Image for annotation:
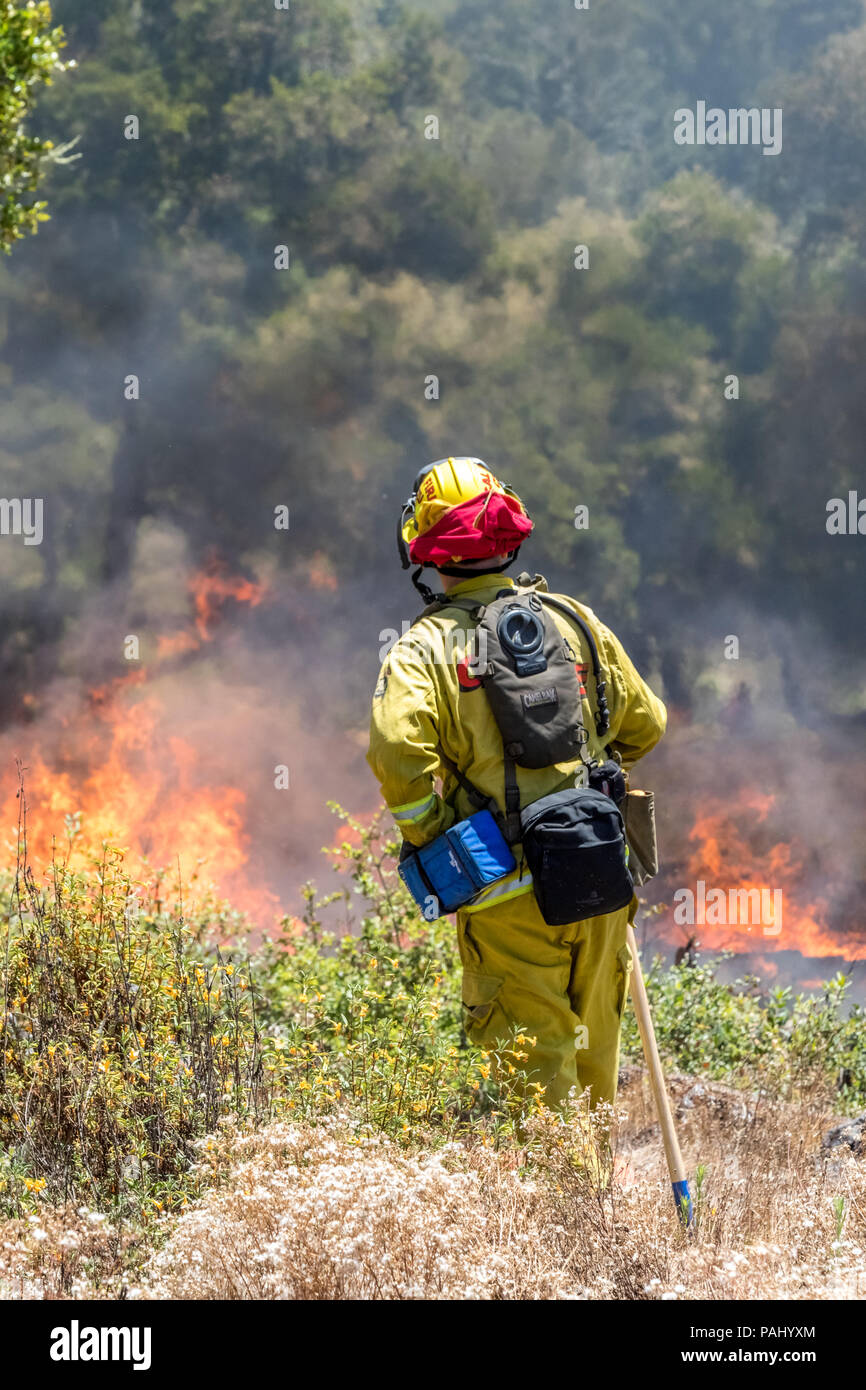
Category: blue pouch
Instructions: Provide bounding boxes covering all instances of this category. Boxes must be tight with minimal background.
[398,810,516,917]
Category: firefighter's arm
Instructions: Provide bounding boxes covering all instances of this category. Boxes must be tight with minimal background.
[598,624,667,771]
[366,642,455,847]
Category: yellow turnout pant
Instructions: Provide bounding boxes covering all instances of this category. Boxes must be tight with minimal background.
[456,891,637,1110]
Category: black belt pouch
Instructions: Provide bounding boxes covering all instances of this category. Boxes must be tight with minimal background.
[520,787,634,927]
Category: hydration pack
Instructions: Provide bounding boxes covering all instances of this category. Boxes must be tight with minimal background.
[472,588,587,769]
[426,575,634,925]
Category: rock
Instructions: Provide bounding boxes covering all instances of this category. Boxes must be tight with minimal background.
[680,1083,706,1109]
[822,1115,866,1157]
[617,1064,644,1092]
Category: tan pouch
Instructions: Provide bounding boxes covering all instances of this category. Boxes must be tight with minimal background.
[623,788,659,886]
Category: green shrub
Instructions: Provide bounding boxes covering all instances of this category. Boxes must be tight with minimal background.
[621,952,866,1109]
[0,805,522,1224]
[0,1,73,251]
[3,797,863,1233]
[0,842,278,1221]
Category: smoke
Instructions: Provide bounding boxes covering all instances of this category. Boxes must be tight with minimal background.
[629,600,866,994]
[0,521,374,931]
[3,2,866,987]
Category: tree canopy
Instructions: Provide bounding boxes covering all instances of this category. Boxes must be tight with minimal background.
[1,0,865,732]
[0,1,72,251]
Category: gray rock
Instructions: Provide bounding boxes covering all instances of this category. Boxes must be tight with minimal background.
[822,1115,866,1157]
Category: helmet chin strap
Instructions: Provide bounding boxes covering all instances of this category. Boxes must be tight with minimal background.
[410,567,441,606]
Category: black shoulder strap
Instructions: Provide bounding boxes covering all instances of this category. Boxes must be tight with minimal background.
[437,746,511,834]
[503,756,521,845]
[536,593,611,739]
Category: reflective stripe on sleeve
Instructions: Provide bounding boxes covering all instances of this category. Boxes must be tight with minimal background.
[389,792,436,824]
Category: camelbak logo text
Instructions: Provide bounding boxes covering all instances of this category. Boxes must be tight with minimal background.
[523,687,558,708]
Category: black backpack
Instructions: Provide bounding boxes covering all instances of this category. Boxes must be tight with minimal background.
[426,576,634,926]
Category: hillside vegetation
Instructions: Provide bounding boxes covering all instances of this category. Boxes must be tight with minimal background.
[2,1,866,1301]
[3,0,866,713]
[0,811,863,1299]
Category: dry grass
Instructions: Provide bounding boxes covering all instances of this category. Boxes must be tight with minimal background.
[136,1114,664,1301]
[3,1071,863,1301]
[140,1076,865,1300]
[0,1206,133,1300]
[614,1068,866,1299]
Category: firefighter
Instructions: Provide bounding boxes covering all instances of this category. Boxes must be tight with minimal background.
[367,457,666,1111]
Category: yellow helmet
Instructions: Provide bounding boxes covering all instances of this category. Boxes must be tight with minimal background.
[398,457,532,576]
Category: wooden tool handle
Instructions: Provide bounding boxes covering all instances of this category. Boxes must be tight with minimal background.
[626,922,688,1187]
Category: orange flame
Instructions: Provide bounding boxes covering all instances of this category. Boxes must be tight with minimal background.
[156,630,200,659]
[189,558,267,641]
[307,551,338,592]
[0,563,280,928]
[676,789,864,959]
